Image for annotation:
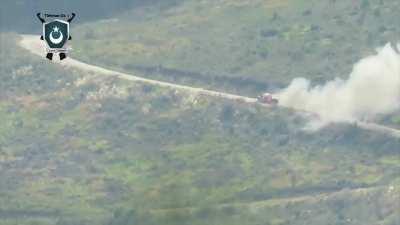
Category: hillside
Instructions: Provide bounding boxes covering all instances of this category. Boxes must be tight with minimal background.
[71,0,400,129]
[72,0,400,96]
[1,0,400,224]
[0,32,399,225]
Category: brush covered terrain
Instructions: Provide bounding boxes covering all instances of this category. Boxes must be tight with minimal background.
[0,0,400,224]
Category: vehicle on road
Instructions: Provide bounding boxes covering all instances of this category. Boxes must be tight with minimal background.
[257,93,279,105]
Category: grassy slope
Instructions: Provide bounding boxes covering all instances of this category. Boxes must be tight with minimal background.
[72,0,400,91]
[71,0,400,128]
[0,33,399,225]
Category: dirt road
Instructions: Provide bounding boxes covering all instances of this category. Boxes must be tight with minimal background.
[19,35,257,103]
[18,35,400,138]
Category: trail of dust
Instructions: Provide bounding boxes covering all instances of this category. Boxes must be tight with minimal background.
[18,35,400,138]
[276,43,400,130]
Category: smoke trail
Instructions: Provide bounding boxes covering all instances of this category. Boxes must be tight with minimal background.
[276,43,400,128]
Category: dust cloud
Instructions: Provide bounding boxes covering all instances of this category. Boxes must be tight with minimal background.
[276,43,400,129]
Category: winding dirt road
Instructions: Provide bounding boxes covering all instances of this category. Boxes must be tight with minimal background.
[19,35,400,138]
[19,35,257,103]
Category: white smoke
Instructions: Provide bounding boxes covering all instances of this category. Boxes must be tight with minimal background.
[276,43,400,129]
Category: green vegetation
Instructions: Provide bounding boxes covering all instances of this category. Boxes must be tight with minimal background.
[0,33,399,225]
[1,0,184,32]
[72,0,400,96]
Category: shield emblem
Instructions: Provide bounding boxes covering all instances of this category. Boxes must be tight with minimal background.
[43,19,69,49]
